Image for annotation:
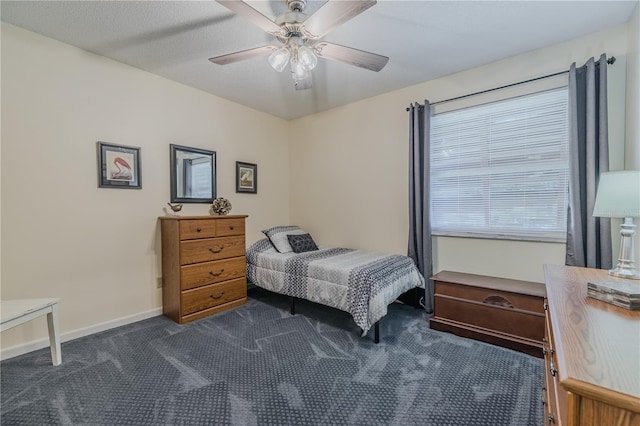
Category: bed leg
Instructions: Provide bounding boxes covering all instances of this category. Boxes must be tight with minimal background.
[374,321,380,344]
[290,296,295,315]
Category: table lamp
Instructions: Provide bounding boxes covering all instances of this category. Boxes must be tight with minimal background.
[592,170,640,279]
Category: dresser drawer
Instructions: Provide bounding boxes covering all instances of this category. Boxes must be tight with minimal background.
[544,305,568,426]
[543,320,558,425]
[216,218,245,236]
[435,281,543,314]
[180,220,217,240]
[543,361,558,425]
[180,236,245,265]
[180,256,246,291]
[181,278,247,315]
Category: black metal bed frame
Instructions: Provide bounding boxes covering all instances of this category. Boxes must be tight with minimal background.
[289,296,380,344]
[286,288,422,344]
[249,285,421,344]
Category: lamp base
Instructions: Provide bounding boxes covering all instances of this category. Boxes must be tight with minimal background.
[609,268,640,280]
[610,218,639,280]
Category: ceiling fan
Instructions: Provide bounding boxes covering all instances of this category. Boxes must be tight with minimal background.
[209,0,389,90]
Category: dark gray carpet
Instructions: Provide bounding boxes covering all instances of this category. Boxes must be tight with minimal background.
[1,288,543,425]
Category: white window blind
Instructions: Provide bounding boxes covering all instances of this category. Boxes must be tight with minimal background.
[430,87,569,242]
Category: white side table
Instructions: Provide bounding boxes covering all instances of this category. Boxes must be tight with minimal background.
[1,298,62,366]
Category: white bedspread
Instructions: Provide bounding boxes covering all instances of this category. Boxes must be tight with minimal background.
[247,239,425,334]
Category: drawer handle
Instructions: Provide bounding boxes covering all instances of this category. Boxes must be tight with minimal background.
[482,295,513,308]
[209,269,225,277]
[230,226,235,230]
[209,292,225,300]
[197,227,202,232]
[209,246,223,254]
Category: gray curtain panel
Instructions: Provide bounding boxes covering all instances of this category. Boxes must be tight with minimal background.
[408,101,433,313]
[565,54,613,269]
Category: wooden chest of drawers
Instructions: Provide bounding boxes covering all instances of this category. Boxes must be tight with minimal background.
[160,215,248,324]
[430,271,546,357]
[543,264,640,426]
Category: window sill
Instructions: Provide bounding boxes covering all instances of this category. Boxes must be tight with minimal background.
[431,231,567,244]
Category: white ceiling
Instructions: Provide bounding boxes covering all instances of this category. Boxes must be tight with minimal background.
[1,1,637,120]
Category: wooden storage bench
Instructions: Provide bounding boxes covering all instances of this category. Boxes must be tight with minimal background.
[430,271,546,357]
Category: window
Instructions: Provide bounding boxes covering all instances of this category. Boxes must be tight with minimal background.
[184,157,213,198]
[430,87,569,242]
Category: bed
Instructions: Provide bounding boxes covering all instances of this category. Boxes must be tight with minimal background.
[246,226,425,342]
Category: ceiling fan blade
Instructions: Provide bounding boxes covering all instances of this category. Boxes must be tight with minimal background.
[294,76,313,91]
[314,42,388,72]
[209,46,277,65]
[216,0,284,36]
[302,0,376,39]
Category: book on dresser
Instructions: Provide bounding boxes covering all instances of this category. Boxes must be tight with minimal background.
[587,279,640,310]
[160,215,248,324]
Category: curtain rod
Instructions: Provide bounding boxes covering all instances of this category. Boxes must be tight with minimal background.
[406,56,616,111]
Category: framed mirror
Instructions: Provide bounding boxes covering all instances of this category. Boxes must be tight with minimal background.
[170,144,216,203]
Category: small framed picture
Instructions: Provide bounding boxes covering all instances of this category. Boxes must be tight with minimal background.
[97,141,141,189]
[236,161,257,194]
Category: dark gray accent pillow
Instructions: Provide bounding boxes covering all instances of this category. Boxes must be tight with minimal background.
[262,226,306,253]
[287,233,319,253]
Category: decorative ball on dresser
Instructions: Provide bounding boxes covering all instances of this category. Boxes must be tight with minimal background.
[211,197,232,215]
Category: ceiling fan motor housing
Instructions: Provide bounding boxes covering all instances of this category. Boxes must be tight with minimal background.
[274,12,313,42]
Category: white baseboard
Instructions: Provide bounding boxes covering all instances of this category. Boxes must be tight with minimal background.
[1,308,163,361]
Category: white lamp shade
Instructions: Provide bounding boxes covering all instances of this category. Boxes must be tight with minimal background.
[592,170,640,218]
[268,47,290,72]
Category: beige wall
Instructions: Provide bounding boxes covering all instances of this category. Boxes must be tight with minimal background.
[2,16,637,357]
[1,24,290,353]
[289,24,630,283]
[627,3,640,267]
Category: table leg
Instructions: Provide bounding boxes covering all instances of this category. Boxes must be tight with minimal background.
[46,304,62,366]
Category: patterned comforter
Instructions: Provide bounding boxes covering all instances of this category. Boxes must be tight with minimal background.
[247,239,425,334]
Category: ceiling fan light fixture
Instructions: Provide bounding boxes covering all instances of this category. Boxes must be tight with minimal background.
[268,46,291,72]
[297,44,318,71]
[212,0,389,91]
[291,59,310,81]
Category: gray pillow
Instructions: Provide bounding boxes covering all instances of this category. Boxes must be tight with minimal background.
[262,226,307,253]
[287,233,319,253]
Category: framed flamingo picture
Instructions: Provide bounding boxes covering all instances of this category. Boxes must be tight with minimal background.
[97,141,141,189]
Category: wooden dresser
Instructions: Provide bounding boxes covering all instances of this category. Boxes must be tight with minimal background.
[160,215,248,324]
[543,264,640,426]
[430,271,546,357]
